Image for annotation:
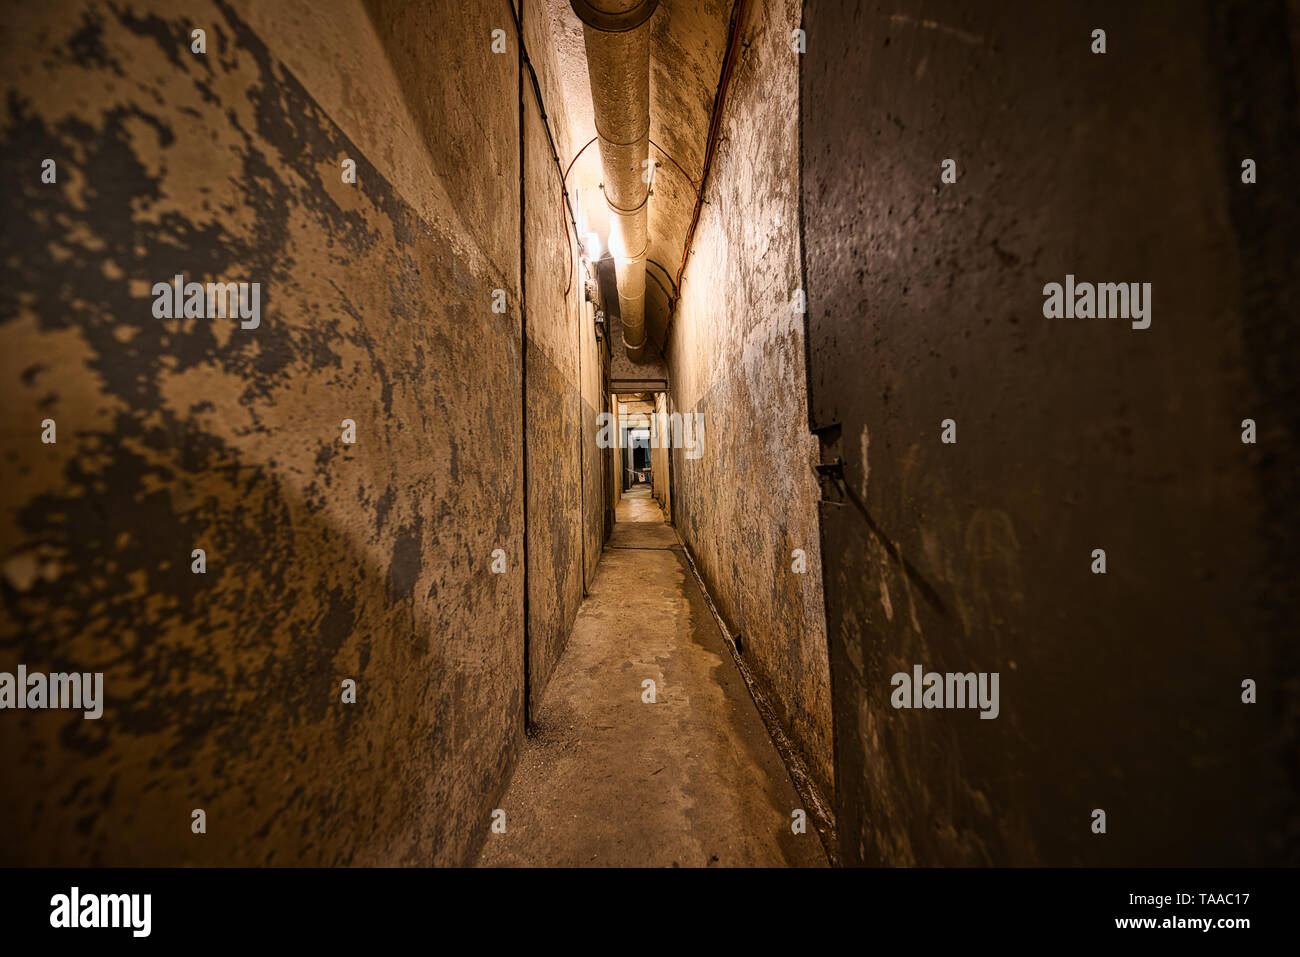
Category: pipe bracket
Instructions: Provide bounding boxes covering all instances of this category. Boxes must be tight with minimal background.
[602,188,650,215]
[591,119,651,148]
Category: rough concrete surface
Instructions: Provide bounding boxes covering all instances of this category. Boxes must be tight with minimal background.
[665,0,834,805]
[0,0,594,867]
[11,0,1277,875]
[650,391,671,515]
[522,0,606,715]
[479,489,825,867]
[615,484,664,524]
[803,0,1299,865]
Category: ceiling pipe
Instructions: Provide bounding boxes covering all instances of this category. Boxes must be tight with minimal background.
[571,0,658,363]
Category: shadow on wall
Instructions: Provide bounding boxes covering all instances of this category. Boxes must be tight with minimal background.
[802,0,1300,866]
[0,0,525,865]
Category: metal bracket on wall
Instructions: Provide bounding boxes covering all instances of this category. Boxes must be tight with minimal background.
[815,458,845,507]
[812,422,845,506]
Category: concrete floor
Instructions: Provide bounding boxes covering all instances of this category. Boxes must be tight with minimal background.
[614,482,664,523]
[478,488,826,867]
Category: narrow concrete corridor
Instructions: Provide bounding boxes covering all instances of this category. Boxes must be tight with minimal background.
[481,487,823,866]
[1,0,1295,872]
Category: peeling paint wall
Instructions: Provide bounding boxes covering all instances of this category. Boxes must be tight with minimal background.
[803,0,1299,865]
[0,0,601,865]
[665,0,834,804]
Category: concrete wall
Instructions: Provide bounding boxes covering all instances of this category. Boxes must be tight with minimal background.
[0,0,599,865]
[803,0,1299,865]
[580,273,607,587]
[610,394,623,508]
[665,0,834,805]
[520,0,593,715]
[651,392,670,515]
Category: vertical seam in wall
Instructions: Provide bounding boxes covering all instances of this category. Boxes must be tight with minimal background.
[796,0,815,436]
[796,0,841,859]
[517,0,532,731]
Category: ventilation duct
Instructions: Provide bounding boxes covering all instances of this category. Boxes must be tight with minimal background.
[571,0,657,362]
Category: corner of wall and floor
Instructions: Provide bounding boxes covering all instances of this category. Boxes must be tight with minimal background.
[662,0,839,857]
